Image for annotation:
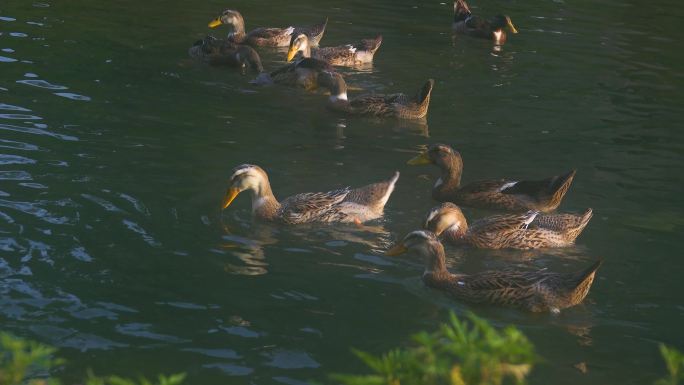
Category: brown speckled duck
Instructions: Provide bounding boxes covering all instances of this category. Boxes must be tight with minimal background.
[318,72,434,119]
[452,0,518,45]
[221,164,399,224]
[424,203,593,249]
[255,56,336,90]
[286,33,383,67]
[386,230,602,313]
[208,10,327,47]
[407,144,576,212]
[188,35,263,72]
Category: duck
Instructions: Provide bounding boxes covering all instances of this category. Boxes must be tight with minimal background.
[254,55,337,90]
[188,35,264,72]
[221,164,400,224]
[286,33,383,67]
[424,202,593,249]
[407,144,576,212]
[318,71,434,119]
[386,230,602,313]
[208,9,327,47]
[452,0,518,44]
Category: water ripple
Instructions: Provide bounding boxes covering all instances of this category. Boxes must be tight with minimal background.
[16,79,67,90]
[0,122,78,141]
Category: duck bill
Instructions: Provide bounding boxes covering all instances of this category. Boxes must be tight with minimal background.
[208,18,223,28]
[506,17,518,34]
[385,243,408,256]
[222,187,240,209]
[407,152,431,165]
[286,47,298,62]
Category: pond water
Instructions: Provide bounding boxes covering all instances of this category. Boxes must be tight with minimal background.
[1,0,683,384]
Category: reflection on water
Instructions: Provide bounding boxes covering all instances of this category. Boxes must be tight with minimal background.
[1,0,683,384]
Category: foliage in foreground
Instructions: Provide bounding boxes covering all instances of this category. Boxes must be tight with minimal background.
[331,312,537,385]
[331,312,684,385]
[0,333,184,385]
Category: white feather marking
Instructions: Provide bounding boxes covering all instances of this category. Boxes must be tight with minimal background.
[426,208,440,223]
[233,167,255,177]
[378,172,399,207]
[347,46,357,54]
[329,92,348,102]
[499,181,517,192]
[252,197,267,210]
[493,30,504,44]
[457,281,465,286]
[284,26,295,35]
[434,177,443,188]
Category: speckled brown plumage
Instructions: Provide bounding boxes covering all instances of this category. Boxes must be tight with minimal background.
[319,73,434,119]
[408,144,576,212]
[387,231,602,312]
[209,10,327,48]
[222,164,399,224]
[288,33,382,67]
[424,202,593,249]
[263,57,336,90]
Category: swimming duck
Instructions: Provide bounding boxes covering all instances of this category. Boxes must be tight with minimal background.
[286,33,383,67]
[424,202,593,249]
[208,10,327,47]
[318,72,434,119]
[452,0,518,44]
[255,55,336,90]
[407,144,576,212]
[188,35,264,72]
[386,230,601,313]
[222,164,399,224]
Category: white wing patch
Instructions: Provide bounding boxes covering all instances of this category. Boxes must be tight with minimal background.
[434,177,443,188]
[284,26,295,35]
[499,181,517,192]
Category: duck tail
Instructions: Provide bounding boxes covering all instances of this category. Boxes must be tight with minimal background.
[361,35,383,54]
[564,208,593,242]
[344,171,399,211]
[308,17,328,46]
[546,169,576,210]
[454,0,472,22]
[567,259,602,305]
[414,79,434,118]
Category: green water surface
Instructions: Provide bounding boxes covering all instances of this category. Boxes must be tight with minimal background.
[1,0,683,384]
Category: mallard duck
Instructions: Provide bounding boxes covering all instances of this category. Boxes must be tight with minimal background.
[386,230,602,313]
[286,33,383,67]
[452,0,518,44]
[208,10,327,47]
[188,35,264,72]
[318,72,434,119]
[407,144,576,212]
[221,164,399,224]
[424,202,593,249]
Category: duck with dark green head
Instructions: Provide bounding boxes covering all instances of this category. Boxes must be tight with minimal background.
[452,0,518,44]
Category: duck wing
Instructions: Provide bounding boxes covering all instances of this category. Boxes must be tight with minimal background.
[278,188,351,224]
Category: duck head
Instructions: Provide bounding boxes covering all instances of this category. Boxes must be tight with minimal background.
[385,230,447,273]
[222,164,270,209]
[287,33,311,61]
[423,203,468,239]
[209,9,244,29]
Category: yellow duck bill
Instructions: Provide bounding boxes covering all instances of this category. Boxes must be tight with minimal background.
[222,187,240,209]
[208,18,222,28]
[407,151,431,165]
[507,17,518,34]
[385,243,408,256]
[286,46,298,62]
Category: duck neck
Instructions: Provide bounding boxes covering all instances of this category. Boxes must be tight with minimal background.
[300,41,312,58]
[228,19,246,43]
[250,179,280,220]
[423,242,449,279]
[433,154,463,199]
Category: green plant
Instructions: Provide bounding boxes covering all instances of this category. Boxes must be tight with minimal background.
[331,312,538,385]
[655,344,684,385]
[0,332,184,385]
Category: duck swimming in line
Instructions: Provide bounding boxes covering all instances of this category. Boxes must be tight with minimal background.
[286,33,383,67]
[208,9,327,47]
[452,0,518,45]
[386,230,602,313]
[424,202,593,249]
[407,144,576,212]
[318,72,434,119]
[222,164,399,224]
